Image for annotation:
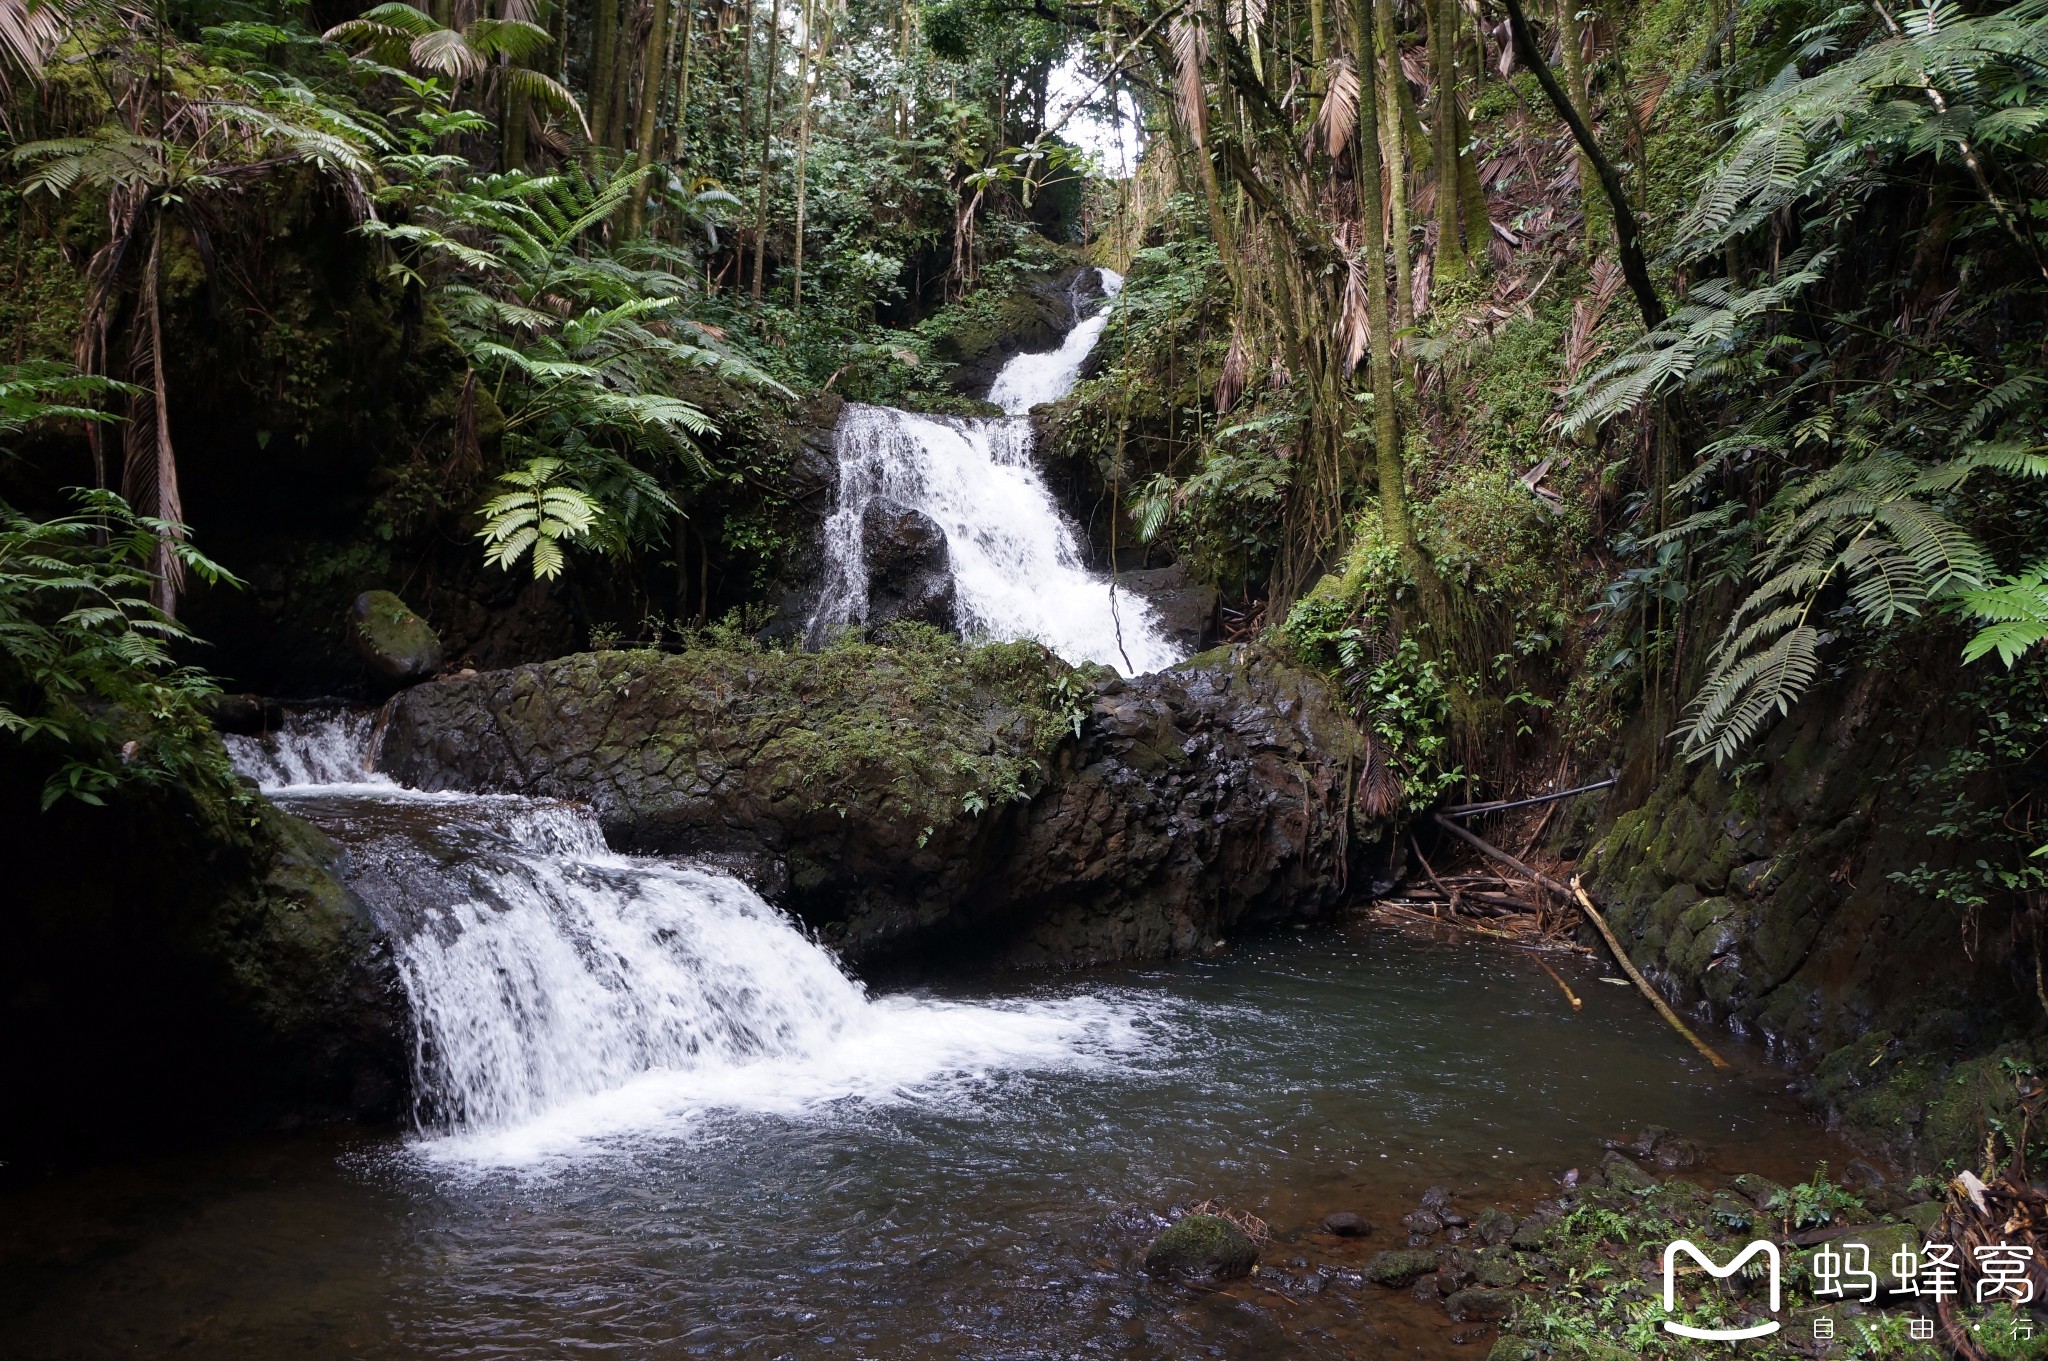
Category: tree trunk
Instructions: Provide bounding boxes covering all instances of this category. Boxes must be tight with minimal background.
[670,0,695,164]
[790,0,813,310]
[1373,0,1413,334]
[1346,0,1417,561]
[605,1,640,155]
[627,0,675,234]
[751,0,780,309]
[1430,0,1464,280]
[1555,0,1602,250]
[590,0,620,152]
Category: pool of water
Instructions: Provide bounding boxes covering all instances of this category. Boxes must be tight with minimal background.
[0,922,1852,1360]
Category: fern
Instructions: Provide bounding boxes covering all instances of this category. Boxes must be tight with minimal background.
[476,459,602,580]
[1671,0,2048,262]
[1675,449,2009,762]
[1959,563,2048,666]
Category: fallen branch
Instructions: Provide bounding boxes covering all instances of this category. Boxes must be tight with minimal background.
[1568,875,1732,1071]
[1430,812,1576,901]
[1442,778,1617,818]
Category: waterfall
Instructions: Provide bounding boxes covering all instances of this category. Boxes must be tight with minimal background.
[230,714,1150,1164]
[807,268,1184,676]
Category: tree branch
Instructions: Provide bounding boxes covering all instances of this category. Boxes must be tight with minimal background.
[1498,0,1665,328]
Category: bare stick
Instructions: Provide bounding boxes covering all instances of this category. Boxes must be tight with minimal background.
[1569,875,1731,1070]
[1536,956,1583,1010]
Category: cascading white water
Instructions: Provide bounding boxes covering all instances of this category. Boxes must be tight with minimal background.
[984,270,1123,415]
[229,714,1151,1165]
[807,268,1184,676]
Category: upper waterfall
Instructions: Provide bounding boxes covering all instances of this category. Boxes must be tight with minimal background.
[806,268,1183,676]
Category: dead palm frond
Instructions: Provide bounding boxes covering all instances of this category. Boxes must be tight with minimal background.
[1171,13,1210,147]
[1215,328,1249,412]
[1314,54,1359,159]
[0,0,68,97]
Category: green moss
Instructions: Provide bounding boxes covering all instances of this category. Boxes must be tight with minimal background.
[1142,1213,1259,1281]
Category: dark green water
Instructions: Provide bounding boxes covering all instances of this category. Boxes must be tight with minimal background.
[0,921,1850,1360]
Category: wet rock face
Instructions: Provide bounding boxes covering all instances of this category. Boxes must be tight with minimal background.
[1115,564,1218,656]
[374,643,1385,968]
[350,590,442,685]
[1584,655,2046,1170]
[860,499,956,632]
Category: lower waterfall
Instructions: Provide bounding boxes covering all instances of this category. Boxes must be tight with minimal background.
[228,714,1152,1165]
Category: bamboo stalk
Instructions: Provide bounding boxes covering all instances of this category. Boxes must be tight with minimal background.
[1569,875,1731,1070]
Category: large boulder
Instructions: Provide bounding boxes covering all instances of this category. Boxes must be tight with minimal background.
[861,499,957,632]
[374,639,1386,966]
[350,590,442,685]
[1114,564,1217,656]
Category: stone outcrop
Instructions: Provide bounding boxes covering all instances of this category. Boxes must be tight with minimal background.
[375,640,1384,967]
[0,743,409,1163]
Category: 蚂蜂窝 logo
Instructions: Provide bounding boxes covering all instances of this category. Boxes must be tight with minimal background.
[1662,1239,1782,1340]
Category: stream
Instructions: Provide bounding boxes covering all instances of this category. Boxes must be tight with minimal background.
[0,275,1858,1360]
[0,719,1852,1359]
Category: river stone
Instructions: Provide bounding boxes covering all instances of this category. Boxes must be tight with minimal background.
[1321,1212,1371,1237]
[1487,1339,1540,1361]
[1362,1249,1439,1287]
[1509,1218,1551,1251]
[1420,1186,1454,1211]
[1474,1246,1523,1288]
[859,499,957,633]
[1401,1210,1444,1234]
[1143,1213,1258,1282]
[1445,1286,1521,1323]
[1731,1173,1786,1211]
[1902,1200,1946,1235]
[1601,1153,1657,1191]
[350,591,442,684]
[1801,1223,1920,1294]
[1475,1207,1516,1246]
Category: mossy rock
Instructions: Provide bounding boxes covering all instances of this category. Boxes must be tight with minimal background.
[1476,1206,1517,1245]
[1902,1201,1946,1235]
[1474,1245,1524,1287]
[1710,1190,1756,1232]
[1600,1153,1657,1191]
[1445,1286,1522,1322]
[1362,1249,1440,1287]
[1487,1339,1540,1361]
[1143,1213,1258,1281]
[350,590,442,684]
[1731,1173,1786,1210]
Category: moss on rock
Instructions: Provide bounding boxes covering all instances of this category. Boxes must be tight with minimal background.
[1143,1213,1259,1281]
